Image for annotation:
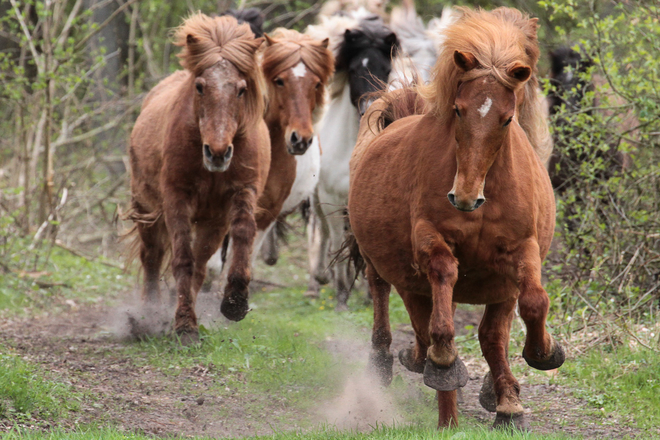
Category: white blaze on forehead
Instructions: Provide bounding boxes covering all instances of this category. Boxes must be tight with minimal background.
[362,58,369,67]
[292,62,307,78]
[478,97,493,118]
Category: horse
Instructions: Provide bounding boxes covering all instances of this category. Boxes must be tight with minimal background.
[220,8,265,37]
[206,28,335,286]
[546,46,633,191]
[305,11,399,307]
[126,14,269,339]
[348,7,564,429]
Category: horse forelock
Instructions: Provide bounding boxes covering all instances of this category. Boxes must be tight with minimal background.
[174,13,266,128]
[419,7,550,162]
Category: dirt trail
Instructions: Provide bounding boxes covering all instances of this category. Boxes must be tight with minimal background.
[0,291,639,438]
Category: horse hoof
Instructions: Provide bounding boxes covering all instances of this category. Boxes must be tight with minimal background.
[523,339,565,371]
[492,412,529,431]
[335,303,349,312]
[479,371,497,413]
[423,356,469,391]
[368,350,393,386]
[221,294,249,322]
[303,289,320,299]
[177,329,200,346]
[264,256,278,266]
[398,348,424,374]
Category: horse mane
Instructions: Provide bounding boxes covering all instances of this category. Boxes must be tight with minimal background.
[262,29,335,123]
[174,13,266,127]
[419,7,552,164]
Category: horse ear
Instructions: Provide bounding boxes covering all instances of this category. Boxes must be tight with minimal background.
[344,29,361,43]
[264,34,275,47]
[507,63,532,83]
[384,32,399,52]
[453,50,478,72]
[186,34,199,45]
[320,38,330,49]
[253,37,265,50]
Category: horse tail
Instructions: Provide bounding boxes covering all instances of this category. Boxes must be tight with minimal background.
[118,204,171,275]
[330,210,366,287]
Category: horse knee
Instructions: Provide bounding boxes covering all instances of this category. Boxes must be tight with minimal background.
[172,255,193,279]
[231,217,257,247]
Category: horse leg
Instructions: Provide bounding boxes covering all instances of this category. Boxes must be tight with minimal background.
[261,222,279,266]
[221,187,258,322]
[306,192,331,297]
[137,220,166,304]
[516,241,565,370]
[366,262,393,386]
[191,223,226,298]
[163,198,197,337]
[479,299,528,430]
[400,291,459,428]
[327,210,350,310]
[412,220,467,407]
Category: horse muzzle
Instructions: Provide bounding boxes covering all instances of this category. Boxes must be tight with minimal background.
[286,130,313,155]
[203,143,233,172]
[447,191,485,212]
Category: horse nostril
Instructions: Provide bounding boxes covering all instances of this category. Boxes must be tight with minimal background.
[290,131,300,145]
[203,144,212,159]
[447,193,456,207]
[225,145,233,160]
[474,197,486,209]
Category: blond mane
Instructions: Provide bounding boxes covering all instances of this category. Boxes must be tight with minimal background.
[421,7,552,164]
[174,13,266,127]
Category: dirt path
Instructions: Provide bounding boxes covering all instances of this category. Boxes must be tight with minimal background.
[0,292,639,439]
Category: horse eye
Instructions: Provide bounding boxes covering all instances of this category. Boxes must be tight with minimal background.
[274,78,285,87]
[454,106,460,117]
[237,86,247,97]
[503,117,513,127]
[195,83,204,95]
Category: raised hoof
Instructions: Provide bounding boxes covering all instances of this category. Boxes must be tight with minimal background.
[423,356,469,391]
[493,412,529,431]
[221,293,249,322]
[479,371,497,413]
[398,348,424,374]
[368,350,394,386]
[523,340,565,371]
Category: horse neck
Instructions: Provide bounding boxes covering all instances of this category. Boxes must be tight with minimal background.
[319,84,360,167]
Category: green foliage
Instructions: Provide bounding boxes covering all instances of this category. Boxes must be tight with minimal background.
[0,347,81,422]
[541,0,660,336]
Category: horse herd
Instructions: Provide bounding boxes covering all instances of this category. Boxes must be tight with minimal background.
[125,3,625,431]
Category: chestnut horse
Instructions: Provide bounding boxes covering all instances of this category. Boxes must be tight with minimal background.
[127,14,269,338]
[206,28,334,287]
[348,7,564,429]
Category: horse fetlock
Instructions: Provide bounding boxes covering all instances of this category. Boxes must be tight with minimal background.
[423,356,468,391]
[523,337,565,371]
[479,371,497,412]
[492,412,529,431]
[495,392,523,416]
[367,349,394,386]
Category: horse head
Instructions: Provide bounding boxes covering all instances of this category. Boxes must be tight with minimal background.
[548,46,593,115]
[448,50,531,212]
[337,18,399,116]
[262,31,334,155]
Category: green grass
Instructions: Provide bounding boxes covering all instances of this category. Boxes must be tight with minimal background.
[0,346,81,423]
[2,425,580,440]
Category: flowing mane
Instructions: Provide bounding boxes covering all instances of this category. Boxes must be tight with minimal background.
[422,7,552,164]
[262,28,335,122]
[174,13,266,127]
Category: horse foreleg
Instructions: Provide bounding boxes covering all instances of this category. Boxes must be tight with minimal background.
[366,263,393,386]
[261,222,279,266]
[221,187,258,322]
[163,197,197,337]
[479,299,528,430]
[413,220,466,427]
[516,240,565,371]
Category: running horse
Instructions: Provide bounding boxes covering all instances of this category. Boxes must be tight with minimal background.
[348,7,564,429]
[206,28,334,292]
[126,14,270,339]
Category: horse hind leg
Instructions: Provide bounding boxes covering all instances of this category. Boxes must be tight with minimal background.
[365,263,393,386]
[479,299,529,430]
[137,221,166,304]
[517,241,565,371]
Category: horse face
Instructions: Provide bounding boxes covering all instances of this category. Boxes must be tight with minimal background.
[347,47,392,116]
[549,47,593,114]
[271,62,322,155]
[195,59,246,172]
[449,66,529,212]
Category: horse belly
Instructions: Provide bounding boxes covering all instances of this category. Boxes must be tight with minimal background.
[452,269,518,305]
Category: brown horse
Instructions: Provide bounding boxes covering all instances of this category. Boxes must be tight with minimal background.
[206,28,334,285]
[348,7,564,429]
[127,14,270,338]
